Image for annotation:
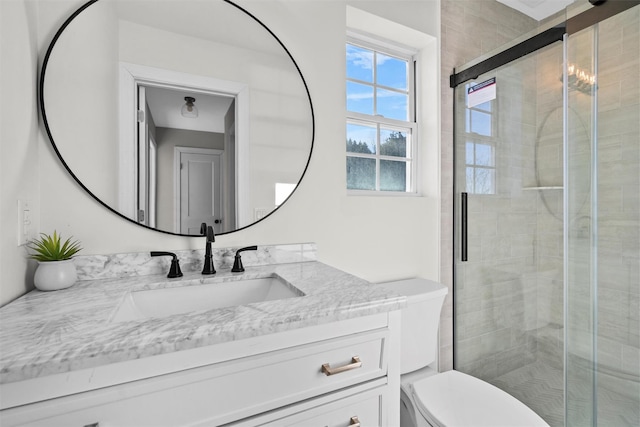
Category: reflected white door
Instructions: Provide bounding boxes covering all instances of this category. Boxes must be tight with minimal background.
[137,86,158,227]
[224,101,237,233]
[177,149,223,235]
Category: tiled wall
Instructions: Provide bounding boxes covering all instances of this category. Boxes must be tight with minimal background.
[441,2,638,424]
[534,43,565,372]
[593,6,639,381]
[439,0,539,372]
[566,8,640,425]
[452,44,568,379]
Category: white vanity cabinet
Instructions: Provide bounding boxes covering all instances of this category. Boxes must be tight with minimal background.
[0,313,401,427]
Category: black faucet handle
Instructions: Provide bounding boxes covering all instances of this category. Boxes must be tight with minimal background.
[150,251,183,278]
[231,246,258,273]
[200,223,216,275]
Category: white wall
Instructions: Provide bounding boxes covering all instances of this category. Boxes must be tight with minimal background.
[0,0,40,305]
[1,0,441,307]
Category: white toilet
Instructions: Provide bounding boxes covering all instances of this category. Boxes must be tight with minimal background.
[376,278,549,427]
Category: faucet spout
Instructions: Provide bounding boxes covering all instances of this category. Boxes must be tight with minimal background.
[200,222,216,275]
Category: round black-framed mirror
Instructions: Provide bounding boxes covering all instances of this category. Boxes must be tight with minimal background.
[40,0,314,236]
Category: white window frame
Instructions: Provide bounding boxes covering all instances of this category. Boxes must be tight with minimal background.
[464,83,497,195]
[465,140,496,195]
[346,34,418,195]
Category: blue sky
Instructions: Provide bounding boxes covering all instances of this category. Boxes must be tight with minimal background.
[346,44,408,121]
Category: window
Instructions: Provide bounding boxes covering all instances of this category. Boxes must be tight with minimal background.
[465,92,496,195]
[346,38,417,193]
[466,141,495,194]
[275,182,296,206]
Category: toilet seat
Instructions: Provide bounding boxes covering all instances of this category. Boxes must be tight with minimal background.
[412,371,548,427]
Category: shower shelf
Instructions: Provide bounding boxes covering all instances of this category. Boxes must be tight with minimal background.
[523,186,563,190]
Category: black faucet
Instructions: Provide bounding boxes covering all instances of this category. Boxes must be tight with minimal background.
[200,222,216,275]
[150,251,183,278]
[231,246,258,273]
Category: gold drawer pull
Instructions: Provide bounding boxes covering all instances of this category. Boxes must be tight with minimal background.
[321,356,362,376]
[349,416,361,426]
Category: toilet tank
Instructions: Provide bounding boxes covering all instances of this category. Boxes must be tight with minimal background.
[375,278,448,374]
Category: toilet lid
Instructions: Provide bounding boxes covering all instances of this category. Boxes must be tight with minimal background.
[412,371,549,427]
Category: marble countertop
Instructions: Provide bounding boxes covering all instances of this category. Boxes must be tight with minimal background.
[0,261,405,385]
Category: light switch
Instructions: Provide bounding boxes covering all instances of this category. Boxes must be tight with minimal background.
[18,199,32,246]
[254,208,269,221]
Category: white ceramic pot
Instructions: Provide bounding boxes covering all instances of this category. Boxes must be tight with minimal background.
[33,259,78,291]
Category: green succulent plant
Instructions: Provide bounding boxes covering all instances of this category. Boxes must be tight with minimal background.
[28,231,82,262]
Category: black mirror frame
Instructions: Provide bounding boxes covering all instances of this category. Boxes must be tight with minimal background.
[39,0,315,237]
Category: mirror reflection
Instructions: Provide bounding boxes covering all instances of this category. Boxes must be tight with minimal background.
[42,0,314,235]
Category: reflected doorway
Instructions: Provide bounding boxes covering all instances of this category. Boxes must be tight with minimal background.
[119,62,249,235]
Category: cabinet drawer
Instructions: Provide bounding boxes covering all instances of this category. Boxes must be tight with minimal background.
[228,380,388,427]
[2,329,389,427]
[270,388,383,427]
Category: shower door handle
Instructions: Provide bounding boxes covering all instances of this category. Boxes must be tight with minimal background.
[461,192,468,262]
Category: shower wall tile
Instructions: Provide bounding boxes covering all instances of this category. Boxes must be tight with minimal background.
[495,345,533,377]
[599,109,640,138]
[524,299,539,332]
[598,336,624,369]
[622,341,640,375]
[536,233,562,257]
[620,64,639,106]
[511,192,538,211]
[468,211,498,238]
[536,324,564,370]
[460,356,498,382]
[537,203,563,227]
[456,327,514,367]
[537,277,563,328]
[481,236,511,261]
[497,213,537,236]
[495,256,538,276]
[457,307,508,341]
[511,234,535,258]
[598,187,624,213]
[534,41,565,376]
[597,81,622,112]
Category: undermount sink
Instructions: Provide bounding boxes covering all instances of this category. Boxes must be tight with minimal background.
[111,275,304,322]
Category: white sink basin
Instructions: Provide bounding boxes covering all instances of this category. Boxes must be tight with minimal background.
[111,275,304,322]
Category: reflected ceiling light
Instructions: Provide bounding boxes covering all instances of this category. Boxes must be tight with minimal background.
[181,96,198,118]
[566,63,596,94]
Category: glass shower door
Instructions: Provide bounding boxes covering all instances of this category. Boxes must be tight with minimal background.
[453,40,566,426]
[453,4,639,426]
[565,5,640,426]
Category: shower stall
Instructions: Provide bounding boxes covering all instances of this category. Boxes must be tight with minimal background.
[451,2,638,426]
